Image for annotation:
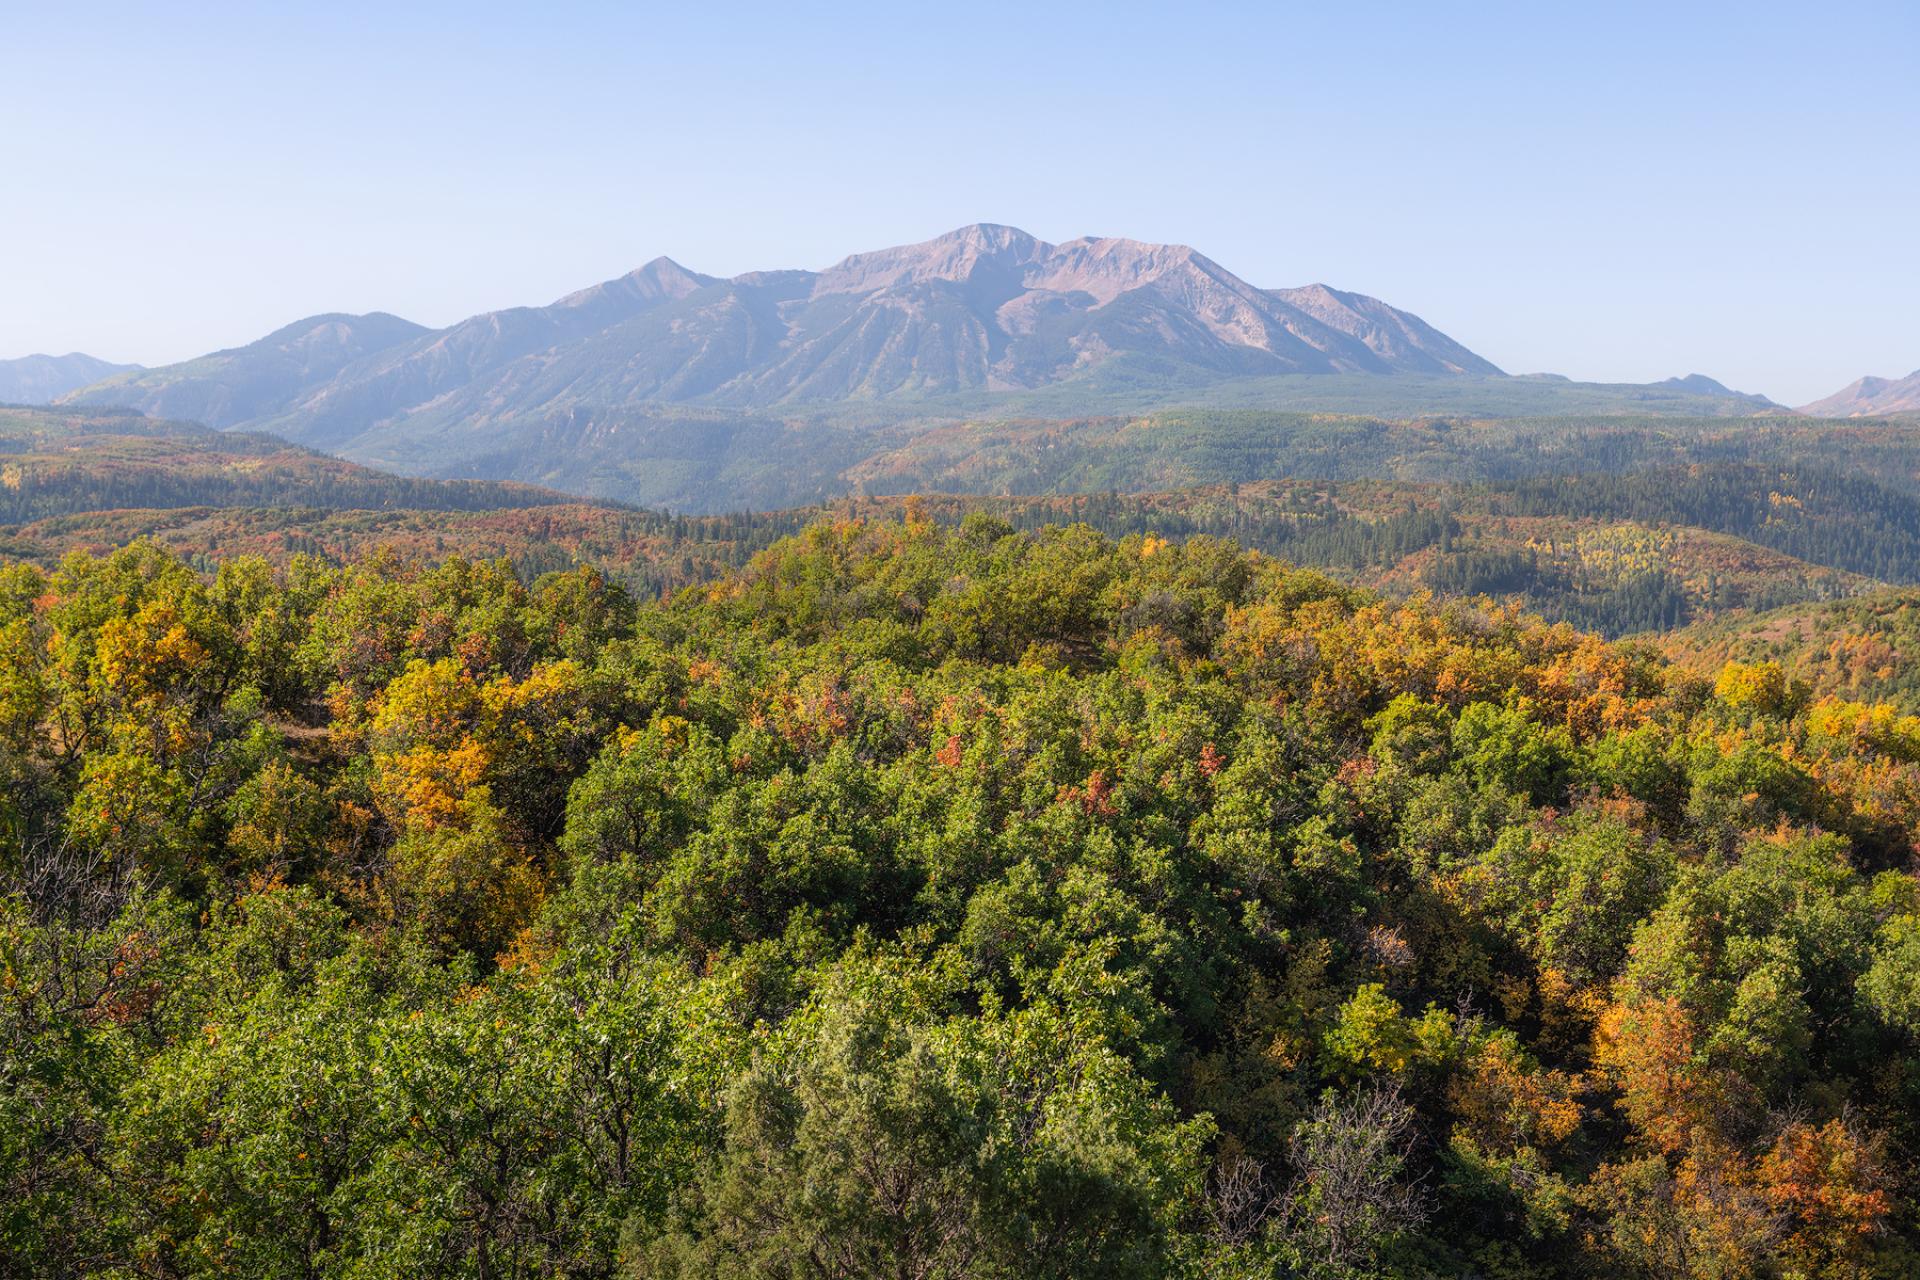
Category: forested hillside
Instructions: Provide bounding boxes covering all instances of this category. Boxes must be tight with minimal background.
[14,407,1920,633]
[3,477,1878,636]
[0,408,578,521]
[5,520,1920,1277]
[1667,588,1920,712]
[1,408,1899,636]
[841,411,1920,506]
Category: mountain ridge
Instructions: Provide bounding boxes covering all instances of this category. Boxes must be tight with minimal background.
[0,352,142,404]
[1799,369,1920,417]
[61,224,1504,445]
[1651,373,1778,407]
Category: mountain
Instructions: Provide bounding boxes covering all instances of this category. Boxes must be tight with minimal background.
[1650,373,1777,407]
[1799,370,1920,417]
[0,352,141,404]
[62,225,1501,447]
[67,312,429,430]
[55,226,1810,511]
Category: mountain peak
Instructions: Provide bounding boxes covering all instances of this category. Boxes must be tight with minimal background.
[247,312,429,354]
[1277,283,1353,308]
[0,352,143,405]
[627,255,707,287]
[1652,374,1775,405]
[556,257,712,310]
[1800,369,1920,417]
[811,224,1053,295]
[930,222,1046,251]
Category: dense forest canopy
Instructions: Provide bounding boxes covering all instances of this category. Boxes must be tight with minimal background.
[834,410,1920,514]
[13,401,1920,517]
[4,517,1920,1277]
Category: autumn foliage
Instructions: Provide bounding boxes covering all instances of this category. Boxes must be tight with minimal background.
[2,520,1918,1277]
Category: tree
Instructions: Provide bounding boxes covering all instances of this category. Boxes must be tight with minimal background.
[1273,1084,1428,1278]
[635,946,1208,1280]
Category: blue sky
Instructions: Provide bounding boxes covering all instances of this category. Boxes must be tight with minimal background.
[2,0,1914,404]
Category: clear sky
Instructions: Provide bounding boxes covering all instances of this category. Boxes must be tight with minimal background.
[3,0,1914,404]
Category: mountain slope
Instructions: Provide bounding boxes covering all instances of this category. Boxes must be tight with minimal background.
[66,312,431,428]
[1651,373,1777,407]
[0,406,584,522]
[260,258,717,449]
[0,352,141,404]
[1799,370,1920,417]
[1664,587,1920,711]
[61,225,1502,449]
[1265,283,1498,376]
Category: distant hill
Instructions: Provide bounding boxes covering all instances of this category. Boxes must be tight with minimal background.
[1799,370,1920,417]
[0,352,141,404]
[0,406,584,523]
[1650,373,1777,408]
